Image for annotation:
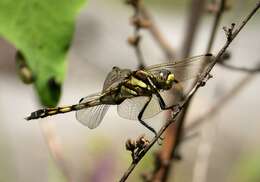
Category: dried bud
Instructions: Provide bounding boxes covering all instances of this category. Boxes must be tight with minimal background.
[223,23,235,41]
[136,135,149,148]
[125,138,136,151]
[127,35,141,46]
[131,17,151,28]
[220,51,231,62]
[139,19,151,28]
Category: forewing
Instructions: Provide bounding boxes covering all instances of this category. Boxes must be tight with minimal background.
[145,54,214,82]
[145,54,214,105]
[102,67,131,91]
[117,95,161,120]
[76,93,109,129]
[158,77,201,106]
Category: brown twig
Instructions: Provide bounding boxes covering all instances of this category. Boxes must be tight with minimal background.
[138,3,175,59]
[153,0,227,180]
[189,68,259,182]
[218,62,260,73]
[126,0,176,67]
[190,63,260,182]
[126,0,146,69]
[151,0,207,181]
[180,2,227,181]
[185,67,259,133]
[119,3,260,181]
[181,0,207,58]
[206,0,226,53]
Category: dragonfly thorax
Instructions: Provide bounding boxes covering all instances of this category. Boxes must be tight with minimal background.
[154,69,175,90]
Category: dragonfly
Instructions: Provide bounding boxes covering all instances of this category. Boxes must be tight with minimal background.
[26,54,214,137]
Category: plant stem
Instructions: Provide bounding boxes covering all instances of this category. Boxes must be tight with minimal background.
[119,2,260,181]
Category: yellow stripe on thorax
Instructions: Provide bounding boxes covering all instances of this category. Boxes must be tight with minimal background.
[128,76,147,88]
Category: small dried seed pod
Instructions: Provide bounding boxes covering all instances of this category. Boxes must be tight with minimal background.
[125,138,136,151]
[136,134,149,148]
[130,16,141,27]
[220,51,231,62]
[127,35,141,46]
[131,17,151,29]
[139,19,151,28]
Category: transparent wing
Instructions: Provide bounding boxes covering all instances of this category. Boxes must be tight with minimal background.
[102,67,131,91]
[145,54,214,106]
[145,54,214,82]
[117,95,161,120]
[155,78,201,107]
[76,93,109,129]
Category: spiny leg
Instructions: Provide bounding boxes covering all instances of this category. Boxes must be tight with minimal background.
[147,76,179,110]
[155,92,178,110]
[137,97,163,144]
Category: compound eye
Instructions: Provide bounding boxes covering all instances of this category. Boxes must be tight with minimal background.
[159,72,164,79]
[160,70,169,80]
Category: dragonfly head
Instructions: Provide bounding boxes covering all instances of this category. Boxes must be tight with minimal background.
[156,69,175,90]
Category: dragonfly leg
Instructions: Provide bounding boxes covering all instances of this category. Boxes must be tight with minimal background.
[155,92,178,110]
[147,76,179,110]
[137,97,163,144]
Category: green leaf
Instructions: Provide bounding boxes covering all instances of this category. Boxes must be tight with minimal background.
[0,0,87,107]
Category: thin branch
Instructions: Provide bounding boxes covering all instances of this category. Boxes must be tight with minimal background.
[127,0,176,67]
[185,3,227,181]
[218,62,260,73]
[190,65,260,182]
[119,3,260,181]
[139,3,176,59]
[185,68,259,133]
[151,0,207,181]
[206,0,226,53]
[181,0,207,58]
[126,0,146,69]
